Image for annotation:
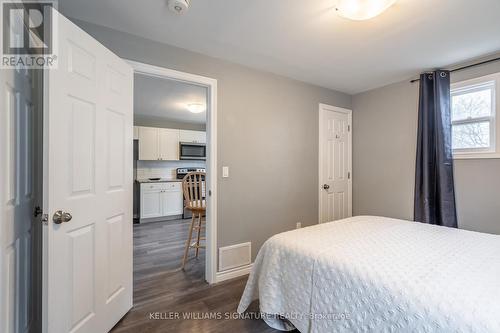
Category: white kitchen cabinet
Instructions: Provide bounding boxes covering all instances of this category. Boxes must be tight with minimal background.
[159,128,180,161]
[162,186,184,216]
[140,186,163,219]
[138,126,159,160]
[179,130,206,144]
[133,126,139,140]
[138,126,180,160]
[140,182,183,221]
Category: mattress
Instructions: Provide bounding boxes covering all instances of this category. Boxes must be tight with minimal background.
[237,216,500,332]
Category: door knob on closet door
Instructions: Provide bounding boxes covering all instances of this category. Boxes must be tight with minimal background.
[322,184,330,190]
[53,210,73,224]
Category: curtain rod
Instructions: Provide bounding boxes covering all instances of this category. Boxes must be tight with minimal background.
[410,56,500,83]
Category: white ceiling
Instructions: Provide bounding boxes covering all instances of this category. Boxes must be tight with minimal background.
[134,73,207,124]
[60,0,500,94]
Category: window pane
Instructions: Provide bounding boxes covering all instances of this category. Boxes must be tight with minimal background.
[452,121,490,150]
[451,87,492,121]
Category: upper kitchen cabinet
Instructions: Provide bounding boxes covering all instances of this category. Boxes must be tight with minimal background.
[137,126,206,160]
[138,126,179,160]
[138,126,159,160]
[133,126,139,140]
[179,130,206,144]
[159,128,179,161]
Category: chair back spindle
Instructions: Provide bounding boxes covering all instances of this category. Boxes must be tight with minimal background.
[182,172,206,211]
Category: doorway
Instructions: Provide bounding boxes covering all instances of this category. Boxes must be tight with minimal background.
[318,103,353,223]
[128,61,218,283]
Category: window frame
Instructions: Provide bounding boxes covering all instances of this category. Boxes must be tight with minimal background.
[451,73,500,159]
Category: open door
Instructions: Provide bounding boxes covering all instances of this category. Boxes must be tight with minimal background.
[43,9,133,333]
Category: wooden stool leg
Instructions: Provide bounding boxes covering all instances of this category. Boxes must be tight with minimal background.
[181,213,196,270]
[195,212,203,258]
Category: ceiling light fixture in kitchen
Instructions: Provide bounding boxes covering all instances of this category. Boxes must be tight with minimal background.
[186,103,206,113]
[335,0,397,20]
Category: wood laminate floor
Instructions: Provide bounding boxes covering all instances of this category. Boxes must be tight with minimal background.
[111,218,284,333]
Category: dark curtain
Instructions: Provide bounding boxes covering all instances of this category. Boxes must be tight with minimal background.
[414,70,458,228]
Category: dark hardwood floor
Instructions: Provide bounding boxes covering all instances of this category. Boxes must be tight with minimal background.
[111,219,281,333]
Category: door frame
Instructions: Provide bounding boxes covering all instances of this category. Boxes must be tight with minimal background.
[318,103,353,223]
[126,60,218,284]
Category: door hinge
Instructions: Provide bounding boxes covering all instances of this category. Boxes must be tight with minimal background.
[34,206,43,217]
[348,172,351,179]
[348,125,351,132]
[41,214,49,226]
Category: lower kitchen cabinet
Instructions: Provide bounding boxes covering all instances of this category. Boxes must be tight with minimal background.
[141,187,163,219]
[140,182,183,221]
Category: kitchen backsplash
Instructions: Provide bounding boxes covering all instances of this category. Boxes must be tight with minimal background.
[136,160,206,180]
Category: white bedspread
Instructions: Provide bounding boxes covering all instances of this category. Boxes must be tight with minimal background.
[237,216,500,333]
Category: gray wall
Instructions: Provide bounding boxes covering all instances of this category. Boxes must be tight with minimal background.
[70,19,352,261]
[353,59,500,235]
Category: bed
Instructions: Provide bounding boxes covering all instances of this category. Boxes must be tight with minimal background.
[237,216,500,332]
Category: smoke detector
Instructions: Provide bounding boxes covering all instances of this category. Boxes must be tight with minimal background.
[168,0,190,15]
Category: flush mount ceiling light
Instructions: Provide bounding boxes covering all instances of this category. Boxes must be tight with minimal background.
[336,0,397,21]
[186,103,206,113]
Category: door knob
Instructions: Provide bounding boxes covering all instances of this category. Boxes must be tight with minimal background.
[53,210,72,224]
[322,184,330,190]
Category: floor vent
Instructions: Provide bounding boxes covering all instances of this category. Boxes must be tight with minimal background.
[218,242,251,272]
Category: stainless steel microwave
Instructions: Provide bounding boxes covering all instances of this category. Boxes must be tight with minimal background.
[179,142,206,160]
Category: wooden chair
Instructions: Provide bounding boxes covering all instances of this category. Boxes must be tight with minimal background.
[181,171,206,270]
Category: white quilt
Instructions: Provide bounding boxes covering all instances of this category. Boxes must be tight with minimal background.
[237,216,500,333]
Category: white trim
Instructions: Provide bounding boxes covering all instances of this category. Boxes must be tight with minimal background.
[451,72,500,159]
[215,264,253,283]
[318,104,353,223]
[126,60,219,285]
[453,152,500,160]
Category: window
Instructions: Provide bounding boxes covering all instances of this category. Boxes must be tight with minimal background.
[451,74,499,158]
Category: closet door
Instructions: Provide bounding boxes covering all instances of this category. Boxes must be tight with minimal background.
[159,128,179,161]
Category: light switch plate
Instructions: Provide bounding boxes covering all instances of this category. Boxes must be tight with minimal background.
[222,166,229,178]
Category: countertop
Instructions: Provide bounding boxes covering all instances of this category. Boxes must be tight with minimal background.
[136,178,182,184]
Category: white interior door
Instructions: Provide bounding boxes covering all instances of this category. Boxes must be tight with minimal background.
[0,63,36,333]
[43,9,133,333]
[319,104,352,223]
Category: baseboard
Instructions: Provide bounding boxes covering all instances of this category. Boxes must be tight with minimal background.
[139,214,183,224]
[215,263,253,283]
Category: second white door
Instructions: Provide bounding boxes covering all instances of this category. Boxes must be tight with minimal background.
[43,8,133,333]
[319,104,352,223]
